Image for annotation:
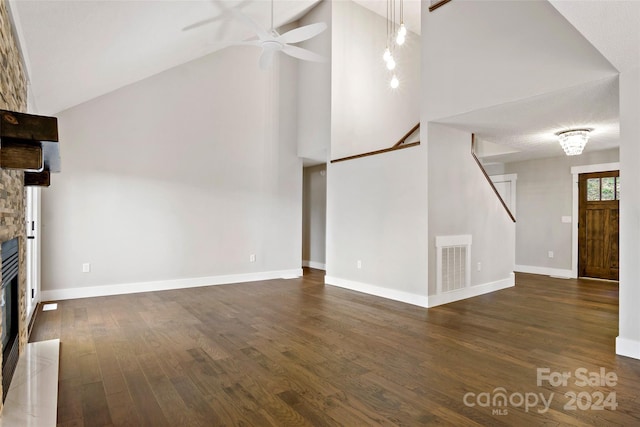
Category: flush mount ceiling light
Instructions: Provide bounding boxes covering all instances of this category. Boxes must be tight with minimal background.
[557,129,591,156]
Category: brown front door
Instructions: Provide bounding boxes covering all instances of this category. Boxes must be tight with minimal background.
[578,171,619,280]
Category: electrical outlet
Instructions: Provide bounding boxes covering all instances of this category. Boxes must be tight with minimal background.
[249,254,256,263]
[548,251,554,259]
[477,262,482,271]
[82,263,91,273]
[357,260,362,269]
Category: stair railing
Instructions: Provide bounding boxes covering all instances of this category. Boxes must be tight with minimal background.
[331,123,420,164]
[471,134,516,223]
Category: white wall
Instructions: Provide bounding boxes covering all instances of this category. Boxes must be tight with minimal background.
[504,148,619,275]
[302,164,326,269]
[423,0,617,122]
[325,0,425,305]
[42,46,302,298]
[297,0,331,163]
[427,124,515,296]
[618,66,640,358]
[331,0,420,159]
[326,146,428,306]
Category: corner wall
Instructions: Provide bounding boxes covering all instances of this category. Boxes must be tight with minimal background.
[426,124,515,304]
[41,47,303,299]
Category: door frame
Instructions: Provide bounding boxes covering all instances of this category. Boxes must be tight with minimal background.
[25,186,41,322]
[571,162,620,279]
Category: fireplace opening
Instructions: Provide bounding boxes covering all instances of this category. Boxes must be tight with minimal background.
[1,238,19,402]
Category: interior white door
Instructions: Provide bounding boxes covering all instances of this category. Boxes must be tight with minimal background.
[491,174,517,217]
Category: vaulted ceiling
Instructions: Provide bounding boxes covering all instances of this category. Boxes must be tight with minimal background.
[8,0,323,115]
[7,1,639,164]
[8,0,421,116]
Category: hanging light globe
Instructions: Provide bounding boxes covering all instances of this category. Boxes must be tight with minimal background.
[390,75,399,89]
[386,56,396,70]
[383,47,391,63]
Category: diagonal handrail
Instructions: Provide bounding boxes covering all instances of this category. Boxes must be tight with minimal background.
[392,123,421,148]
[331,123,420,164]
[429,0,453,12]
[471,134,516,223]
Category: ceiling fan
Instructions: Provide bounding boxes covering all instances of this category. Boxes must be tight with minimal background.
[184,0,327,70]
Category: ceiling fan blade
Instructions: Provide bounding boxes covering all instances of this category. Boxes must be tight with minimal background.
[229,40,262,47]
[281,45,326,63]
[231,0,254,11]
[277,22,327,45]
[259,49,275,70]
[183,0,230,31]
[231,8,271,41]
[210,0,254,28]
[182,16,222,31]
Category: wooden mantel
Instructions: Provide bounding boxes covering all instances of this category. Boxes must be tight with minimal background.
[0,110,60,187]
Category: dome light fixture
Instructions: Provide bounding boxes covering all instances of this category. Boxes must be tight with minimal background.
[557,129,591,156]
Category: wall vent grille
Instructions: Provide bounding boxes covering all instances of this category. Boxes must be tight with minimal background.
[436,235,472,294]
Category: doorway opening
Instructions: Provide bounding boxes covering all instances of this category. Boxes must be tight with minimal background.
[302,164,327,271]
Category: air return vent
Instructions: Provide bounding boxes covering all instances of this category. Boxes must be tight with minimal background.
[436,235,472,294]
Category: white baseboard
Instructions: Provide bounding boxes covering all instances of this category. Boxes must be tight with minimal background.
[428,274,515,308]
[41,268,303,301]
[324,276,428,308]
[515,265,574,278]
[616,336,640,360]
[302,260,326,270]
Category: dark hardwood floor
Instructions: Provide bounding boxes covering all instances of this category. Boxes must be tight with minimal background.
[30,269,640,426]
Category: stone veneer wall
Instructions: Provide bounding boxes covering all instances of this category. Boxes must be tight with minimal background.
[0,0,29,408]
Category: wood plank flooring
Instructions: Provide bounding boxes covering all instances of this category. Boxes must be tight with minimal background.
[30,270,640,426]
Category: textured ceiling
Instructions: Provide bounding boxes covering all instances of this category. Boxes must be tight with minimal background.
[437,76,620,164]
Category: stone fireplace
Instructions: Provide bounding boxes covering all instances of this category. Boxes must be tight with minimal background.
[0,0,29,410]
